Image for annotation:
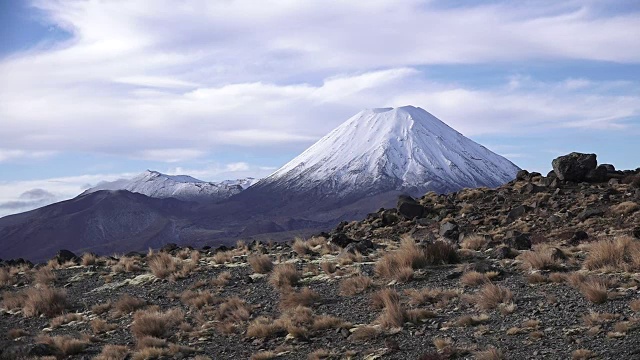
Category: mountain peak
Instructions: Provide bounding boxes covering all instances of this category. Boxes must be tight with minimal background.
[263,106,519,197]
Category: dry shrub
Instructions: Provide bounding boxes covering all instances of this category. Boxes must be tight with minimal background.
[131,308,184,339]
[136,336,167,349]
[211,271,232,287]
[114,294,147,315]
[349,325,381,341]
[251,351,279,360]
[37,335,89,356]
[340,275,373,296]
[527,273,547,284]
[474,347,504,360]
[292,238,312,256]
[308,349,333,360]
[0,268,14,286]
[50,312,84,328]
[95,345,130,360]
[375,238,457,281]
[610,201,639,215]
[91,318,118,334]
[212,251,233,264]
[580,278,608,304]
[518,247,561,271]
[7,328,28,339]
[180,290,218,309]
[312,315,351,331]
[320,261,337,275]
[548,272,565,283]
[131,347,167,360]
[584,236,640,272]
[630,299,640,312]
[81,253,97,266]
[269,263,300,290]
[405,308,436,323]
[112,256,141,273]
[460,235,488,251]
[280,287,321,309]
[248,254,273,274]
[23,286,67,317]
[148,252,177,278]
[433,337,453,352]
[92,302,112,315]
[582,311,619,326]
[1,290,26,311]
[424,241,459,264]
[448,314,490,327]
[474,283,513,311]
[279,306,315,338]
[217,296,252,320]
[572,349,594,360]
[460,271,488,286]
[34,268,56,285]
[246,316,285,338]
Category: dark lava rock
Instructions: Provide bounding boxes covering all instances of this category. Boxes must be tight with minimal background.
[439,221,459,240]
[507,205,529,222]
[521,183,545,194]
[578,208,604,221]
[516,169,530,181]
[585,165,608,183]
[28,343,58,357]
[381,211,400,226]
[600,164,616,172]
[633,227,640,239]
[569,231,589,245]
[506,231,532,250]
[328,233,354,248]
[552,152,597,182]
[160,243,179,253]
[397,195,425,219]
[342,239,375,255]
[55,249,78,264]
[493,246,518,259]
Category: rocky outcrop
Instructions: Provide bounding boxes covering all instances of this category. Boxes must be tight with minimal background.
[552,152,597,182]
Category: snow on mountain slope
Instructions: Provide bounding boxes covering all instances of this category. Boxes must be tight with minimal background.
[260,106,519,197]
[84,170,258,203]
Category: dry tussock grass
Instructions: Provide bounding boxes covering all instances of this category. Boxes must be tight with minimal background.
[251,351,279,360]
[112,256,141,273]
[278,305,315,338]
[312,315,351,331]
[582,311,619,326]
[474,283,513,311]
[91,318,118,334]
[448,314,490,327]
[131,308,184,339]
[630,299,640,312]
[210,271,232,287]
[572,349,595,360]
[0,267,16,286]
[527,273,547,284]
[460,234,488,250]
[280,287,321,309]
[180,290,218,309]
[248,254,273,274]
[81,253,97,266]
[37,335,89,356]
[460,271,489,286]
[349,325,382,341]
[148,252,177,278]
[114,294,147,315]
[212,250,233,264]
[95,344,129,360]
[215,297,252,333]
[320,261,338,276]
[580,277,608,304]
[246,316,285,338]
[518,247,562,271]
[269,263,301,290]
[583,236,640,272]
[7,328,28,339]
[339,275,373,296]
[292,238,312,256]
[91,302,112,315]
[9,286,68,317]
[474,347,504,360]
[405,288,459,307]
[50,312,84,328]
[33,268,56,285]
[375,238,458,282]
[610,201,639,215]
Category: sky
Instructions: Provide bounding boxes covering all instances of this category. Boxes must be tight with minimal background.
[0,0,639,217]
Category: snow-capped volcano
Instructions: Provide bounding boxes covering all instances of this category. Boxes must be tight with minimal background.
[258,106,519,198]
[83,170,258,203]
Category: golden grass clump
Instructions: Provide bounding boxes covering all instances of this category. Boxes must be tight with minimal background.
[91,318,118,334]
[349,325,382,341]
[7,328,28,339]
[474,283,513,311]
[375,238,458,282]
[15,286,68,317]
[81,253,97,266]
[292,238,312,256]
[112,256,141,273]
[50,312,84,328]
[339,275,374,296]
[148,252,178,278]
[0,267,15,286]
[180,290,218,309]
[583,236,640,272]
[95,345,130,360]
[572,349,595,360]
[131,308,184,339]
[250,351,279,360]
[474,347,504,360]
[580,277,608,304]
[211,271,233,287]
[518,247,562,271]
[248,254,274,274]
[460,234,489,251]
[212,250,233,264]
[610,201,639,215]
[280,287,321,309]
[33,267,56,285]
[114,294,147,315]
[269,263,301,290]
[460,271,489,286]
[37,335,89,356]
[246,316,285,338]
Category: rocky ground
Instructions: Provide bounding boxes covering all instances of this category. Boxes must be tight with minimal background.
[1,153,640,360]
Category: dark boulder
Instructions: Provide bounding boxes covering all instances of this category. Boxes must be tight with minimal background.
[516,170,530,181]
[585,165,609,183]
[569,231,589,245]
[507,205,530,222]
[328,233,354,248]
[439,221,459,240]
[55,249,78,264]
[506,231,532,250]
[396,195,424,219]
[160,243,179,253]
[342,239,375,255]
[28,343,58,357]
[633,227,640,239]
[552,152,597,182]
[493,246,518,259]
[578,208,604,221]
